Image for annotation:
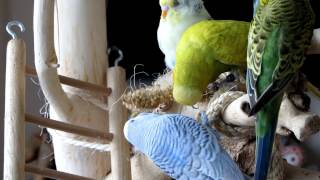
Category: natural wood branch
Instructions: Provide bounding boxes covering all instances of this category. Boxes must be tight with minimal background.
[308,28,320,54]
[3,39,26,180]
[25,164,94,180]
[108,67,132,180]
[25,114,113,142]
[222,94,255,127]
[221,94,320,141]
[26,65,111,96]
[34,0,72,120]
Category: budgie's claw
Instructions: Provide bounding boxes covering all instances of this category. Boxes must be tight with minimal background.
[199,111,210,126]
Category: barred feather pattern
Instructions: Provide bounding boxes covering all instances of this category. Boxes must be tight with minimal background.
[247,0,315,93]
[151,115,244,180]
[127,114,245,180]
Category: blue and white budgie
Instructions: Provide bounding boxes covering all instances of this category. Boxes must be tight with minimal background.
[157,0,211,69]
[124,112,246,180]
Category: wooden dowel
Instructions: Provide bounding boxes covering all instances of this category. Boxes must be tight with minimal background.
[3,39,26,180]
[108,66,132,180]
[25,164,95,180]
[25,65,112,96]
[25,114,113,142]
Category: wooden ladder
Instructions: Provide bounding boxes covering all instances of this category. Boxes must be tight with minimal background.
[3,23,131,180]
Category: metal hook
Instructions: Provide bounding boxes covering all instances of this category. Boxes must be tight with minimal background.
[6,20,25,39]
[108,46,124,66]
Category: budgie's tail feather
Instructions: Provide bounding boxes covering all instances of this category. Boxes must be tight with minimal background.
[248,75,293,116]
[254,97,281,180]
[254,130,276,180]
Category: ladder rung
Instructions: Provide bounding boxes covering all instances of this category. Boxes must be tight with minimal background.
[25,164,95,180]
[25,65,112,96]
[25,114,113,142]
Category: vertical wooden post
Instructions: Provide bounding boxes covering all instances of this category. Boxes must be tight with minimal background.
[3,39,26,179]
[33,0,110,177]
[108,67,132,180]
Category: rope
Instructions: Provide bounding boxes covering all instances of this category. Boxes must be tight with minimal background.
[206,91,255,138]
[49,130,110,152]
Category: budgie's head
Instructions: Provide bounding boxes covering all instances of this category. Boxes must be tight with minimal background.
[255,0,269,10]
[124,113,163,152]
[159,0,205,20]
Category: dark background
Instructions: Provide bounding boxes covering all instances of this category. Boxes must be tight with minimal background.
[107,0,320,86]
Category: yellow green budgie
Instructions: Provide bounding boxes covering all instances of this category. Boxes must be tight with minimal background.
[157,0,251,105]
[157,0,211,69]
[247,0,315,179]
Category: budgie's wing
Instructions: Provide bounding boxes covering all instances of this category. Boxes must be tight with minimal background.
[247,25,294,115]
[178,20,250,68]
[200,20,250,67]
[155,115,221,179]
[247,2,314,115]
[181,117,243,180]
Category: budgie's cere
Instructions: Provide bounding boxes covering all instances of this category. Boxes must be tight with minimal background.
[124,112,245,180]
[157,0,211,69]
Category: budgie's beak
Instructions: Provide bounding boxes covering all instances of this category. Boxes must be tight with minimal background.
[161,10,168,19]
[161,6,169,19]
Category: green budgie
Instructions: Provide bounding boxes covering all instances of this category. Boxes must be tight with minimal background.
[246,0,315,180]
[157,0,211,69]
[173,20,250,105]
[157,0,251,105]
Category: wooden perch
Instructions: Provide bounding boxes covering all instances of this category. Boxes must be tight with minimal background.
[34,0,110,178]
[26,65,111,96]
[34,0,72,120]
[108,67,132,180]
[25,164,94,180]
[25,114,113,142]
[3,38,26,180]
[220,93,320,141]
[308,28,320,54]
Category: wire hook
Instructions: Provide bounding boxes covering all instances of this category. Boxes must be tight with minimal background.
[108,46,123,66]
[6,20,25,39]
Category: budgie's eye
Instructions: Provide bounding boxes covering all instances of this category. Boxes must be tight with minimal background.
[226,74,235,82]
[172,0,180,7]
[193,3,203,13]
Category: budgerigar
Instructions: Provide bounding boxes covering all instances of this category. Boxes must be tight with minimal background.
[157,0,251,105]
[124,112,246,180]
[246,0,315,179]
[157,0,211,69]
